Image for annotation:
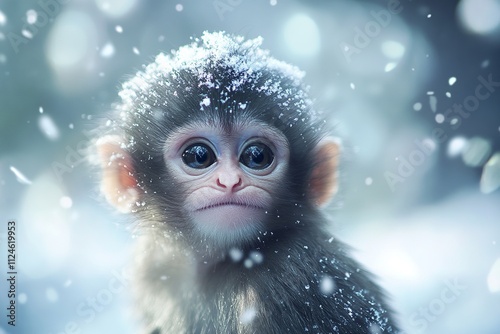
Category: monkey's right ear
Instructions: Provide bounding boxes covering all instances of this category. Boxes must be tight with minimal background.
[96,136,138,213]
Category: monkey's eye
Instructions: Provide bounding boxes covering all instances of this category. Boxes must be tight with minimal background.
[240,143,274,170]
[182,144,216,169]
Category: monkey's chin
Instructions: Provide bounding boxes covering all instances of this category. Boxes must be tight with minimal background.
[190,205,265,240]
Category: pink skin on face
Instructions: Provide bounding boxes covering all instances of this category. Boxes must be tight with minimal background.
[164,120,289,236]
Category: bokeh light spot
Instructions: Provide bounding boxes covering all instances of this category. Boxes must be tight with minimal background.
[435,113,445,124]
[447,137,468,158]
[95,0,138,18]
[284,14,321,57]
[381,40,406,59]
[462,137,492,167]
[487,258,500,292]
[46,10,96,70]
[458,0,500,35]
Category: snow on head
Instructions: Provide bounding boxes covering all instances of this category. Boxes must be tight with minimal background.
[170,31,304,81]
[118,31,311,118]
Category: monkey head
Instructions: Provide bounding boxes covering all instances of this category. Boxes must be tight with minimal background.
[96,32,339,256]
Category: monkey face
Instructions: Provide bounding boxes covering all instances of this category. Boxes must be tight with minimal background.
[163,119,290,243]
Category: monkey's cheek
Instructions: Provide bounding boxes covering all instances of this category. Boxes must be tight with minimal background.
[190,206,265,232]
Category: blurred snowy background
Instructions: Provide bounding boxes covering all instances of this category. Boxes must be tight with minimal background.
[0,0,499,333]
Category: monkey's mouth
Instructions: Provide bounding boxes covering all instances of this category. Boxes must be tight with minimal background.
[189,196,267,231]
[191,203,265,231]
[195,202,264,212]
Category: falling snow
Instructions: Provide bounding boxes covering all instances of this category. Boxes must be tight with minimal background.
[429,95,437,112]
[0,10,6,25]
[9,166,32,185]
[229,248,243,262]
[384,62,397,72]
[244,259,253,269]
[38,114,60,140]
[249,251,263,264]
[369,323,383,334]
[413,102,422,111]
[22,29,33,39]
[480,153,500,194]
[447,137,468,157]
[448,76,457,86]
[319,275,336,294]
[240,307,257,324]
[26,9,37,24]
[115,25,123,33]
[100,42,115,58]
[435,113,444,123]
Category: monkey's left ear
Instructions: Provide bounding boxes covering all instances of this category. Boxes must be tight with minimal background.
[309,138,341,207]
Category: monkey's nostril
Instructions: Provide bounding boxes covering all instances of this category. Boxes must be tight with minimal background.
[216,178,226,188]
[234,178,243,189]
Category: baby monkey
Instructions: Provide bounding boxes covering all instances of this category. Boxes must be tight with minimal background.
[96,32,399,334]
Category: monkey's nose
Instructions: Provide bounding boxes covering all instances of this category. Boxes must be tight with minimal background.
[216,171,243,190]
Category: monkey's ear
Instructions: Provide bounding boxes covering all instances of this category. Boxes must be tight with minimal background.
[96,135,139,213]
[309,138,340,207]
